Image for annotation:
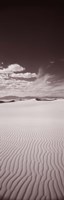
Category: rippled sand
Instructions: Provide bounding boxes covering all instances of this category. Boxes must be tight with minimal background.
[0,100,64,200]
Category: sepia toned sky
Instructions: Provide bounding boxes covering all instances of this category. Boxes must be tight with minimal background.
[0,2,64,98]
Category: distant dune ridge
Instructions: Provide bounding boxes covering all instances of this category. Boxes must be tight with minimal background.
[0,95,64,103]
[0,100,64,200]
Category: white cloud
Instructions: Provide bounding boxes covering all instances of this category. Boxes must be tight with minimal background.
[11,72,37,78]
[0,64,64,98]
[37,67,44,78]
[7,64,25,72]
[0,64,25,74]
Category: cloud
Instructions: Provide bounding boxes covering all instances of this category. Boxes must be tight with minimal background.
[0,64,25,74]
[0,64,37,79]
[49,61,55,64]
[37,67,44,78]
[0,64,64,98]
[11,72,37,79]
[0,63,37,97]
[30,70,64,97]
[7,64,25,72]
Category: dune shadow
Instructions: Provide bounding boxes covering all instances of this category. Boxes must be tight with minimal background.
[0,196,64,200]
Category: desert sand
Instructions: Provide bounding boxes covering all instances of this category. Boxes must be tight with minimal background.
[0,99,64,200]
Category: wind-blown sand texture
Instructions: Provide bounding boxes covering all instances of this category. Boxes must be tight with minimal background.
[0,99,64,200]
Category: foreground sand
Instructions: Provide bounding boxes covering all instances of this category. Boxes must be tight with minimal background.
[0,99,64,200]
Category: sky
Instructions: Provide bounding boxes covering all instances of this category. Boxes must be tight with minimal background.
[0,2,64,98]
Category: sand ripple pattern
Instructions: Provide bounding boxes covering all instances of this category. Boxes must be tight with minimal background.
[0,125,64,200]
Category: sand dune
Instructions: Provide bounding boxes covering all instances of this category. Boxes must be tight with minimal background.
[0,100,64,200]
